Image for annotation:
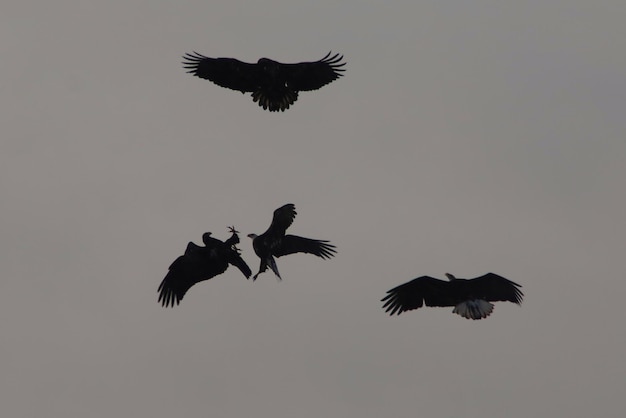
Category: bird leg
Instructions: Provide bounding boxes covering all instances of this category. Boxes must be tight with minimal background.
[225,226,241,246]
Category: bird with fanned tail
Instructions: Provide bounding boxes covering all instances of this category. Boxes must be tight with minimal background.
[382,273,523,320]
[182,52,346,111]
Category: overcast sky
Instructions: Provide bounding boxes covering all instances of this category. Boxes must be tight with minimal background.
[2,1,626,417]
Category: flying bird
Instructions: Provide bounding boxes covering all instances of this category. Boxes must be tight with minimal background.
[381,273,523,320]
[157,227,251,307]
[182,52,346,111]
[247,204,336,280]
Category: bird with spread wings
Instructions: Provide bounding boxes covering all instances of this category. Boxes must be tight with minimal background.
[247,204,336,280]
[158,227,251,307]
[382,273,523,319]
[182,52,346,111]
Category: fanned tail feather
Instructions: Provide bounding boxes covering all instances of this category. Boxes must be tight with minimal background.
[252,90,298,112]
[452,300,494,320]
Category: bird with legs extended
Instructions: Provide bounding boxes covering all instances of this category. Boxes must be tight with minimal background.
[157,226,251,307]
[247,204,336,280]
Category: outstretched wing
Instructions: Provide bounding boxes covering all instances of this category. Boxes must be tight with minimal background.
[264,204,297,237]
[282,52,346,91]
[182,53,259,92]
[470,273,524,304]
[273,235,336,259]
[381,276,456,315]
[157,250,228,307]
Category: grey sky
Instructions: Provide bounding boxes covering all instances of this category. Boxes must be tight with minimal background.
[2,1,625,417]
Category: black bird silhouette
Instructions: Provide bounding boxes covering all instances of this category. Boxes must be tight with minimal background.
[247,204,336,280]
[182,52,346,111]
[382,273,523,320]
[158,227,251,307]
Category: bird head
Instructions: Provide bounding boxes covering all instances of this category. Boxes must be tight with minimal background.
[445,273,457,281]
[247,233,258,240]
[201,232,213,245]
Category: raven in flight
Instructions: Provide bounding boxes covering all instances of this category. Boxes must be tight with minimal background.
[381,273,523,320]
[247,204,336,280]
[158,227,251,307]
[182,52,346,111]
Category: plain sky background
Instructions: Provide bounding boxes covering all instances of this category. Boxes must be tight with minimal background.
[2,1,625,417]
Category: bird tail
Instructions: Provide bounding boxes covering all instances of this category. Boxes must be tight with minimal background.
[252,90,298,112]
[267,256,281,281]
[452,300,494,320]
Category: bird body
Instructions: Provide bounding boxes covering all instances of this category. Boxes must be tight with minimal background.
[382,273,523,319]
[157,227,251,307]
[248,204,336,280]
[182,52,345,111]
